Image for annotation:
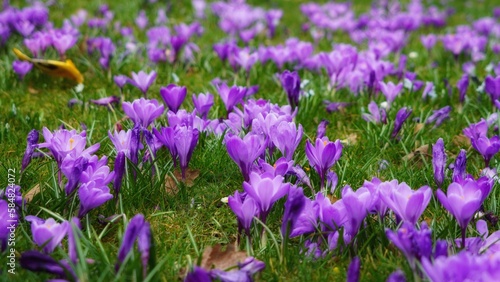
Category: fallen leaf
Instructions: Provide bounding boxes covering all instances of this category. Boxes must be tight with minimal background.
[24,184,41,202]
[414,123,425,134]
[28,87,39,94]
[340,133,358,145]
[165,168,200,195]
[200,243,248,271]
[453,134,471,148]
[402,144,429,161]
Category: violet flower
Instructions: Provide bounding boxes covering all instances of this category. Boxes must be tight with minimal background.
[243,172,290,223]
[485,75,500,104]
[270,121,303,161]
[215,82,247,114]
[225,134,266,181]
[346,257,360,282]
[174,126,199,179]
[228,191,259,239]
[20,250,76,280]
[192,93,214,119]
[452,149,467,182]
[116,214,152,279]
[281,186,306,238]
[113,151,126,197]
[324,101,351,113]
[21,129,39,172]
[153,126,178,167]
[421,34,437,51]
[316,120,329,139]
[379,81,403,106]
[122,98,164,129]
[12,60,33,80]
[305,137,342,190]
[78,181,113,218]
[91,96,120,107]
[342,186,371,242]
[362,101,387,124]
[432,138,446,188]
[114,75,128,90]
[391,107,412,139]
[25,216,68,254]
[386,222,432,270]
[457,74,469,103]
[379,181,432,225]
[160,84,187,113]
[279,70,301,110]
[386,270,406,282]
[127,71,157,97]
[426,106,451,128]
[436,178,485,247]
[475,136,500,167]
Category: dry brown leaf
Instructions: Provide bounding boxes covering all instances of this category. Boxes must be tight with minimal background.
[165,168,200,195]
[341,133,358,145]
[402,144,429,161]
[414,123,425,134]
[453,134,471,148]
[200,243,248,271]
[24,184,41,202]
[28,87,39,94]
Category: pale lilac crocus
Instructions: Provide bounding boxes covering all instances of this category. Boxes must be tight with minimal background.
[270,121,303,161]
[228,191,259,239]
[436,178,485,248]
[122,98,164,129]
[225,134,266,181]
[25,216,68,254]
[432,138,446,188]
[160,84,187,113]
[12,60,33,80]
[305,137,342,190]
[174,126,199,179]
[379,81,403,106]
[379,181,432,225]
[91,96,120,107]
[362,101,387,124]
[127,70,157,97]
[243,172,290,223]
[192,93,214,119]
[474,136,500,167]
[78,181,113,218]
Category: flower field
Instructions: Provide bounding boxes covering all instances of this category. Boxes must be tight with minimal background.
[1,0,500,281]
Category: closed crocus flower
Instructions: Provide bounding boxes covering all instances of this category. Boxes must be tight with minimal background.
[474,136,500,167]
[21,129,39,172]
[225,133,266,181]
[379,81,403,106]
[127,70,157,97]
[432,138,446,188]
[160,84,187,113]
[174,126,199,179]
[279,70,301,110]
[305,137,342,190]
[122,98,164,129]
[391,107,412,139]
[192,93,214,119]
[228,191,259,238]
[436,179,484,247]
[77,181,113,218]
[342,186,372,242]
[270,121,303,161]
[379,181,431,225]
[485,75,500,104]
[25,216,68,253]
[243,172,290,223]
[386,223,433,270]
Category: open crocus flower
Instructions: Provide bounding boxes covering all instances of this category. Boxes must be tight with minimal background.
[160,84,187,113]
[379,81,403,106]
[474,136,500,167]
[436,178,485,247]
[270,121,303,161]
[127,70,157,97]
[39,127,99,165]
[379,181,431,225]
[25,216,69,254]
[305,137,342,190]
[122,98,164,129]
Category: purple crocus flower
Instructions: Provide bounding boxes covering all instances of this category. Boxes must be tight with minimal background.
[363,177,388,218]
[485,75,500,104]
[174,126,199,179]
[51,33,77,57]
[116,214,152,279]
[91,96,120,107]
[452,149,467,182]
[192,93,214,119]
[19,250,76,280]
[228,191,259,239]
[265,9,282,38]
[475,136,500,167]
[127,70,157,97]
[305,137,342,190]
[391,107,412,139]
[324,101,351,113]
[243,172,290,223]
[436,178,486,247]
[225,133,266,181]
[342,186,371,242]
[25,216,68,254]
[185,266,212,282]
[153,126,178,167]
[422,82,435,99]
[113,151,126,197]
[432,138,446,188]
[426,106,451,128]
[421,34,437,51]
[270,121,303,161]
[279,70,301,110]
[60,155,89,195]
[379,81,403,106]
[215,82,247,114]
[160,84,187,113]
[12,60,33,80]
[386,222,432,270]
[362,101,387,124]
[347,257,361,282]
[379,181,432,225]
[316,120,329,139]
[78,181,113,218]
[281,186,306,238]
[114,75,128,90]
[21,129,39,172]
[457,74,469,103]
[122,98,164,129]
[386,270,406,282]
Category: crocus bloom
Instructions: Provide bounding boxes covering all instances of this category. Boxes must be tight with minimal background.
[215,82,247,113]
[386,270,406,282]
[452,149,467,182]
[485,75,500,104]
[160,84,187,113]
[342,186,371,242]
[116,214,152,279]
[243,172,290,223]
[91,96,120,107]
[379,81,403,106]
[386,222,432,270]
[324,101,351,113]
[225,134,266,181]
[436,179,485,246]
[78,181,113,218]
[421,34,437,50]
[228,191,259,239]
[192,93,214,119]
[432,138,446,188]
[185,266,211,282]
[127,70,157,97]
[25,216,68,253]
[12,60,33,80]
[362,101,387,124]
[113,151,126,197]
[426,106,451,128]
[122,98,164,129]
[457,74,469,103]
[391,107,412,139]
[379,181,432,225]
[316,120,329,139]
[20,250,76,280]
[281,186,306,238]
[153,126,178,167]
[305,137,342,190]
[279,70,301,110]
[21,129,39,171]
[474,136,500,167]
[363,177,388,218]
[174,126,199,179]
[270,121,303,161]
[114,75,128,90]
